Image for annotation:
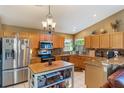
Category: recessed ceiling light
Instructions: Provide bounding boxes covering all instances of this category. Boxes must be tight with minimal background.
[73,27,76,31]
[93,14,96,17]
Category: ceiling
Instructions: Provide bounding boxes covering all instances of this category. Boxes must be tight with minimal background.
[0,5,124,34]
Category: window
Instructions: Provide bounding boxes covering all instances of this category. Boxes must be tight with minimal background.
[64,39,73,51]
[75,38,84,46]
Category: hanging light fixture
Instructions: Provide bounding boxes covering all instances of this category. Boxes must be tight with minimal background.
[42,5,56,32]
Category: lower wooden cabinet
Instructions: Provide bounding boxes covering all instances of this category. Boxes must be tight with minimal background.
[69,55,88,70]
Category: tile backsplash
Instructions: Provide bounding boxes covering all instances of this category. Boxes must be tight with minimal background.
[95,49,124,57]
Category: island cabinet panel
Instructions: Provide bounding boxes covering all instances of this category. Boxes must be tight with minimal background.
[84,36,91,48]
[90,35,100,48]
[99,34,110,48]
[29,32,40,49]
[109,32,124,49]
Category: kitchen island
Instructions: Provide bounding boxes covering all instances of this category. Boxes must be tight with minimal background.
[28,60,74,88]
[85,56,124,88]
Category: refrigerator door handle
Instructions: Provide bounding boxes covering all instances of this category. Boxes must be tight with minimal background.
[17,40,21,68]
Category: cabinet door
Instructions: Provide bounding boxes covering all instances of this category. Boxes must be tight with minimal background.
[19,32,29,39]
[59,36,65,48]
[91,35,100,48]
[100,34,110,48]
[4,31,16,37]
[29,32,40,49]
[110,32,124,49]
[52,35,59,48]
[0,31,3,37]
[40,34,51,41]
[84,36,91,48]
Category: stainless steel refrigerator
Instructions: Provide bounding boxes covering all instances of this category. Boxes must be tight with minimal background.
[2,37,30,87]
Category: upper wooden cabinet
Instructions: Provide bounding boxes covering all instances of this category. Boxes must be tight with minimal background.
[110,32,124,49]
[29,32,40,49]
[0,31,3,37]
[52,35,65,48]
[3,31,17,37]
[40,34,52,41]
[99,34,110,48]
[59,36,65,48]
[84,36,91,48]
[84,32,124,49]
[91,35,100,48]
[52,35,59,48]
[19,32,29,39]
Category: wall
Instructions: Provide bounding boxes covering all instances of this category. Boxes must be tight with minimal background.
[75,9,124,39]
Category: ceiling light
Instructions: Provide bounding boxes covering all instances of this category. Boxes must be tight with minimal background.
[42,5,56,32]
[93,14,96,17]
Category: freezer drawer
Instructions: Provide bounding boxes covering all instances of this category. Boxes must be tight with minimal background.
[2,70,14,87]
[14,68,28,84]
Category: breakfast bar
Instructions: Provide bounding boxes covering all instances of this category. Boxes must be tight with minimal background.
[28,61,74,88]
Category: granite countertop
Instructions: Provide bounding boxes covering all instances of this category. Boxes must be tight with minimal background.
[28,60,74,74]
[85,56,124,66]
[54,54,93,57]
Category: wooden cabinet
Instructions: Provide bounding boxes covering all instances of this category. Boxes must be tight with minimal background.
[69,55,87,70]
[0,31,3,37]
[84,36,91,48]
[29,32,40,49]
[52,35,65,48]
[59,36,65,48]
[3,31,17,37]
[53,35,59,48]
[100,34,110,48]
[91,35,100,48]
[19,32,29,39]
[110,32,124,49]
[85,32,124,49]
[40,34,52,41]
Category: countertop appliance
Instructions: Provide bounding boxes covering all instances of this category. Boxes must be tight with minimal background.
[0,37,30,87]
[106,50,115,59]
[38,41,54,62]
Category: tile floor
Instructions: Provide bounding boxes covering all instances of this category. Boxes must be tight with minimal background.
[7,71,86,88]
